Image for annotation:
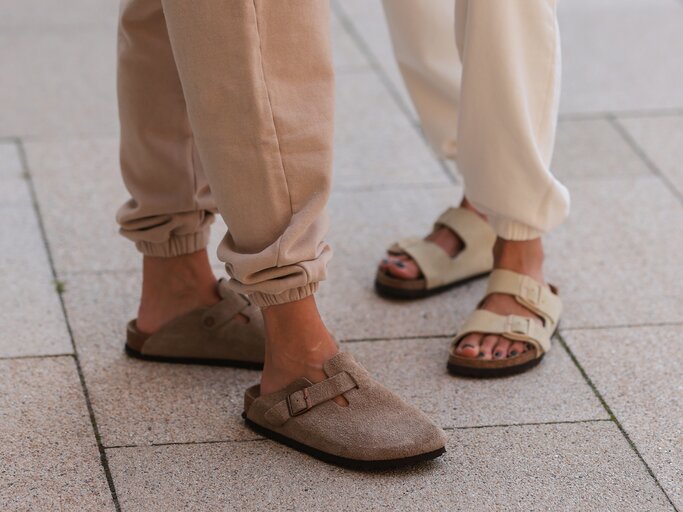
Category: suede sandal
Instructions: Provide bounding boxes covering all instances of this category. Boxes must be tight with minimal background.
[375,207,496,299]
[125,278,265,369]
[447,269,562,378]
[243,352,447,469]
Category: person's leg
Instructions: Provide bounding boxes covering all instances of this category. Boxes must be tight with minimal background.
[117,0,230,335]
[380,0,484,281]
[156,1,445,464]
[451,0,569,360]
[157,0,336,388]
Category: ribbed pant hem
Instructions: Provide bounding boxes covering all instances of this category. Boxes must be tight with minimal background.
[250,282,320,308]
[135,231,210,258]
[488,217,545,241]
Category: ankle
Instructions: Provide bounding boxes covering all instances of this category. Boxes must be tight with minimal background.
[493,238,545,281]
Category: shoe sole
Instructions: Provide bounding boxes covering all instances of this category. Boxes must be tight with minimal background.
[125,343,264,370]
[447,354,544,378]
[243,415,446,470]
[374,271,490,300]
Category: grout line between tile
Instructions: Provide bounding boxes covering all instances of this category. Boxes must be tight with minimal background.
[556,331,679,511]
[559,107,683,121]
[105,438,267,451]
[443,418,612,431]
[608,115,683,204]
[561,321,683,332]
[0,352,74,362]
[15,138,122,512]
[330,0,457,187]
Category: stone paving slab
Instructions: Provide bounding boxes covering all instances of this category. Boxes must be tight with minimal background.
[59,270,261,447]
[334,70,448,190]
[0,142,32,206]
[107,422,672,512]
[564,325,683,509]
[0,28,117,138]
[350,338,606,428]
[552,118,651,181]
[558,0,683,114]
[617,115,683,197]
[0,0,117,29]
[0,357,114,511]
[0,161,71,357]
[545,175,683,329]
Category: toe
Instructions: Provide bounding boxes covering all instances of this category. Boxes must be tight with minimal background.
[455,334,482,358]
[507,340,527,358]
[479,335,498,360]
[492,337,511,359]
[385,256,421,280]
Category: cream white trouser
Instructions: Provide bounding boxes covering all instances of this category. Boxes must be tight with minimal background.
[116,0,334,306]
[383,0,570,240]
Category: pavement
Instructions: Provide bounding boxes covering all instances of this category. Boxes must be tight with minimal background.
[1,0,682,511]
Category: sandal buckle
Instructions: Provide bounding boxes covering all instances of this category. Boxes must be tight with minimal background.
[287,387,312,417]
[508,316,532,335]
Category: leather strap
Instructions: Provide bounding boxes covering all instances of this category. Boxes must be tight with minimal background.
[452,310,552,354]
[434,207,495,250]
[264,372,358,427]
[203,279,252,327]
[484,270,562,327]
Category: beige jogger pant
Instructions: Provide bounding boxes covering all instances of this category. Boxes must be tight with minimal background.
[116,0,334,307]
[383,0,571,240]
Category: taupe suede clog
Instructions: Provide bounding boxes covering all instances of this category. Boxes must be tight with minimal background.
[448,270,562,377]
[243,352,447,469]
[125,278,265,369]
[375,207,496,299]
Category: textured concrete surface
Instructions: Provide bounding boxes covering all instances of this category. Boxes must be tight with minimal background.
[107,423,672,512]
[0,357,114,511]
[1,0,681,510]
[565,326,683,509]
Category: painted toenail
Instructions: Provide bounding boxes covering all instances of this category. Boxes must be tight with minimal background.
[462,344,474,350]
[394,260,405,268]
[509,350,519,357]
[478,352,485,358]
[381,258,389,264]
[494,351,502,358]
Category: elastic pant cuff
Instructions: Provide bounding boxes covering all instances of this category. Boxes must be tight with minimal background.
[488,217,545,241]
[250,282,320,308]
[135,231,210,258]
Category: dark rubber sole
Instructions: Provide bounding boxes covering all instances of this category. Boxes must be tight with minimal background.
[447,354,544,378]
[124,343,264,370]
[243,415,446,470]
[374,271,490,300]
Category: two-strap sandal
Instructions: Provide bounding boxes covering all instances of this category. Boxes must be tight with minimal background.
[243,352,447,469]
[125,278,265,369]
[375,207,496,299]
[447,269,562,378]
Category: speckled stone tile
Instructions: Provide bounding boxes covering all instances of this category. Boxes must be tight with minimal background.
[617,115,683,197]
[564,325,683,509]
[334,70,448,189]
[0,141,31,206]
[107,422,671,512]
[22,138,226,274]
[319,186,477,341]
[0,357,114,511]
[558,0,683,114]
[0,205,71,357]
[332,0,417,118]
[0,28,117,138]
[552,118,651,181]
[545,175,683,329]
[0,0,117,28]
[60,271,261,447]
[347,337,606,428]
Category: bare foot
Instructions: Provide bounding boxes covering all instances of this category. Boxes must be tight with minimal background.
[260,295,347,406]
[378,197,485,280]
[136,249,247,334]
[452,238,547,360]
